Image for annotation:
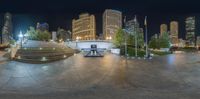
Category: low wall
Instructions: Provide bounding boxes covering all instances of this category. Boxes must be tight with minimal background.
[66,41,114,50]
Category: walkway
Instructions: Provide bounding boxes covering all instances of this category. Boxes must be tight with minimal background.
[0,53,200,99]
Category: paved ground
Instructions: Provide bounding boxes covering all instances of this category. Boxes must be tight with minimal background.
[0,53,200,99]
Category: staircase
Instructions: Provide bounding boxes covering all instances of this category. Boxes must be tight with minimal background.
[15,47,75,63]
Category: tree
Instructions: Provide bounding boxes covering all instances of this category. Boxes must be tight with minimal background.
[149,32,170,49]
[113,28,125,48]
[137,31,144,48]
[37,30,51,41]
[127,34,134,46]
[26,26,51,41]
[159,32,170,48]
[149,35,159,49]
[27,26,37,40]
[57,28,71,41]
[125,28,144,49]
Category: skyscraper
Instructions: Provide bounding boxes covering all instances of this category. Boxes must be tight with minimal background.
[125,17,143,36]
[125,17,144,47]
[72,13,96,40]
[160,24,168,36]
[185,17,196,47]
[103,9,122,40]
[36,22,49,31]
[170,21,179,46]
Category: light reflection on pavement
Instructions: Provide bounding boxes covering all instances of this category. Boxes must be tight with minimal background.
[0,53,200,99]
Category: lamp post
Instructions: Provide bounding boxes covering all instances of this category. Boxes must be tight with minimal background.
[144,16,148,58]
[24,33,28,44]
[123,16,128,58]
[68,30,72,41]
[123,29,128,57]
[76,36,79,48]
[18,31,23,48]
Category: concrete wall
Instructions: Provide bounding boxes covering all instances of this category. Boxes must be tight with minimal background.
[10,44,20,59]
[66,41,114,50]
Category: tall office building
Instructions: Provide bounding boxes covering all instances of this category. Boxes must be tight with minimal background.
[125,17,144,47]
[170,21,179,46]
[160,24,168,36]
[36,22,49,31]
[186,17,196,47]
[103,9,122,40]
[125,17,143,36]
[72,13,96,40]
[125,18,140,35]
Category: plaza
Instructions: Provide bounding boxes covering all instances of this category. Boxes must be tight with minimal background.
[0,52,200,99]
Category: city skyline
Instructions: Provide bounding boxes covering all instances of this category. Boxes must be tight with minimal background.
[1,0,200,39]
[1,1,200,99]
[1,13,199,39]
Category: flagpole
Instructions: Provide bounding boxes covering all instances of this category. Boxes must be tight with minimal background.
[124,16,127,58]
[134,15,137,58]
[145,16,148,58]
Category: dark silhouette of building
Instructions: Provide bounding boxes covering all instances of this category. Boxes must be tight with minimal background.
[36,22,49,31]
[1,12,12,45]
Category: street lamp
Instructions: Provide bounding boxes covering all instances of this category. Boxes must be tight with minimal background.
[18,31,23,48]
[109,36,112,40]
[24,33,29,44]
[67,30,72,41]
[76,36,80,48]
[144,16,149,58]
[123,16,128,58]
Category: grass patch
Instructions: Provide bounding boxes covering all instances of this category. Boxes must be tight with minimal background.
[177,47,198,52]
[120,47,146,57]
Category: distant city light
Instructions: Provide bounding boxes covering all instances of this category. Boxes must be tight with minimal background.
[24,33,28,37]
[18,31,23,38]
[106,36,112,40]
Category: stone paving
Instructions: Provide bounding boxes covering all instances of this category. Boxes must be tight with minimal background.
[0,53,200,99]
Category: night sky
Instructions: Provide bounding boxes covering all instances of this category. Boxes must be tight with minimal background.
[1,0,200,39]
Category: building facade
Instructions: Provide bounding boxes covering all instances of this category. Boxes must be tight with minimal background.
[185,17,196,47]
[103,9,122,40]
[36,22,49,31]
[125,18,140,34]
[170,21,179,46]
[160,24,168,36]
[72,13,96,40]
[52,31,57,41]
[196,36,200,47]
[178,38,186,47]
[125,17,144,47]
[125,18,144,36]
